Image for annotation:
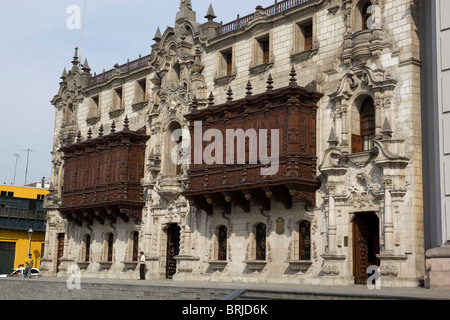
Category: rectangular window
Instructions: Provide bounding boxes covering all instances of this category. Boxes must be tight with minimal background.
[297,21,313,51]
[224,51,233,76]
[254,35,271,66]
[92,96,99,109]
[136,79,147,103]
[304,25,313,50]
[217,48,233,79]
[113,87,123,110]
[88,95,100,120]
[261,38,270,64]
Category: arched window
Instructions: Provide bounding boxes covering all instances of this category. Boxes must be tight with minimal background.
[362,3,372,30]
[107,233,114,262]
[354,0,374,32]
[84,234,91,262]
[360,97,375,151]
[299,221,311,260]
[218,226,227,261]
[352,97,375,153]
[255,223,266,261]
[165,122,182,175]
[132,231,139,262]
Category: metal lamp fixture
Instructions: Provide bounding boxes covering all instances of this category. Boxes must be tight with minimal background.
[27,228,33,255]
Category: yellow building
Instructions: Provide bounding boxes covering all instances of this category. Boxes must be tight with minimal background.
[0,185,49,274]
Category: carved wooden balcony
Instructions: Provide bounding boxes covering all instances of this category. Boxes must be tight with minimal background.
[59,121,149,225]
[182,69,323,214]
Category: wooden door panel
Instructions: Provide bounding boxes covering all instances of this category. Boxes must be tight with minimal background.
[353,213,380,285]
[56,233,65,273]
[166,225,180,279]
[353,217,369,285]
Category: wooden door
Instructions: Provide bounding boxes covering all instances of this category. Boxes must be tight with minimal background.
[299,221,311,260]
[218,226,227,261]
[166,224,180,279]
[56,233,65,273]
[132,232,139,262]
[85,235,91,262]
[352,213,380,284]
[255,223,266,260]
[107,233,114,262]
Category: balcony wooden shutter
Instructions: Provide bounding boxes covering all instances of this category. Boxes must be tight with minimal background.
[352,134,363,154]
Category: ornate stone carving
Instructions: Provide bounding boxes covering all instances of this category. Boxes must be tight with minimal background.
[377,253,407,277]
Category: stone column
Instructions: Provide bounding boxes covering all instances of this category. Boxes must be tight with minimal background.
[384,188,394,253]
[328,195,337,253]
[143,203,152,255]
[321,192,346,281]
[173,205,199,280]
[39,223,54,275]
[181,207,192,256]
[374,96,383,137]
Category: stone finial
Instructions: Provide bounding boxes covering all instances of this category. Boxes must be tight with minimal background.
[99,124,104,136]
[205,4,217,21]
[153,27,162,42]
[60,68,68,81]
[289,66,297,87]
[124,115,130,131]
[87,127,92,140]
[226,86,233,102]
[111,121,116,133]
[266,74,274,92]
[327,127,339,146]
[191,95,199,111]
[246,80,253,96]
[208,92,215,107]
[72,47,79,67]
[76,131,82,142]
[82,59,91,73]
[381,117,393,138]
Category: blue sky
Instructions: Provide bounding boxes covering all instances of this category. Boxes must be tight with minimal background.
[0,0,275,187]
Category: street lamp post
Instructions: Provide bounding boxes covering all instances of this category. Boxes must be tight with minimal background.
[28,228,33,255]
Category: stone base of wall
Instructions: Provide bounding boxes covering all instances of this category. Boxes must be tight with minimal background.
[425,245,450,289]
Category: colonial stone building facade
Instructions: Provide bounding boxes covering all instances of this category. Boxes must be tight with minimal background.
[42,0,425,287]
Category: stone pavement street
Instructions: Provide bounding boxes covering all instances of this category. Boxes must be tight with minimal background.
[1,276,450,300]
